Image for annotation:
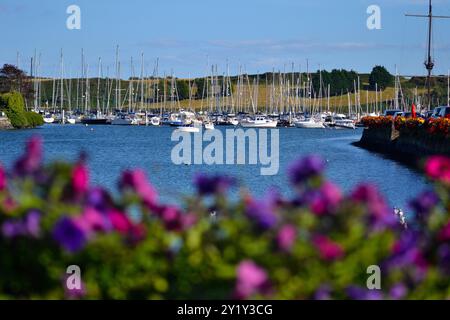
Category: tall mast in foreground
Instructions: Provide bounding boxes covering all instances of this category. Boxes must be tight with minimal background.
[406,0,450,111]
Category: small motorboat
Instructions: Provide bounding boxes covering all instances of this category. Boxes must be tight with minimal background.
[176,120,202,133]
[240,116,278,128]
[204,121,215,130]
[150,116,161,126]
[43,114,55,124]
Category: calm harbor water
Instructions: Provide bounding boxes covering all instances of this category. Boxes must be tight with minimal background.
[0,125,429,209]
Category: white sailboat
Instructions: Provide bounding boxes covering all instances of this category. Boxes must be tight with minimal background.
[294,117,325,129]
[177,120,202,133]
[43,113,55,124]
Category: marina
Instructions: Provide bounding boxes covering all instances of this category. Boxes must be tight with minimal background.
[0,124,429,208]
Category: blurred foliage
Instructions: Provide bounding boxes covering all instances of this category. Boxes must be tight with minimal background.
[0,138,449,299]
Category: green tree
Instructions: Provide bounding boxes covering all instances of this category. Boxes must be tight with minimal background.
[369,66,393,90]
[0,64,34,102]
[0,92,43,128]
[176,80,190,100]
[194,78,206,100]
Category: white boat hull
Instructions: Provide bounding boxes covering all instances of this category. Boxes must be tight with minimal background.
[240,120,278,128]
[334,121,356,130]
[176,126,200,133]
[111,118,133,126]
[295,120,325,129]
[43,117,55,124]
[204,123,215,130]
[151,117,161,126]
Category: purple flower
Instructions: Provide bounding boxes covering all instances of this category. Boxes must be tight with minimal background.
[351,184,395,228]
[277,224,297,252]
[1,220,23,238]
[346,286,383,300]
[245,190,279,230]
[120,170,158,208]
[314,285,332,300]
[234,260,270,299]
[14,136,42,176]
[64,278,87,299]
[288,155,325,186]
[386,231,428,281]
[24,210,41,237]
[87,187,112,212]
[409,190,439,218]
[389,283,408,300]
[438,244,450,273]
[0,164,6,191]
[53,217,87,253]
[1,210,41,238]
[194,174,235,196]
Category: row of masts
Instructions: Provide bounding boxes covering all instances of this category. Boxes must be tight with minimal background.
[26,48,450,117]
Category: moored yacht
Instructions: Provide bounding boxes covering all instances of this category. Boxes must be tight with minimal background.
[294,117,325,129]
[240,116,278,128]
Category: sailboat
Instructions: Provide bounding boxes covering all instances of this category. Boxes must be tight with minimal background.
[294,117,325,129]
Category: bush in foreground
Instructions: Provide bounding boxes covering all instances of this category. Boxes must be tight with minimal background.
[0,138,449,299]
[0,92,43,129]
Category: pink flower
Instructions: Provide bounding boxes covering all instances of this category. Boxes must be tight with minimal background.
[72,163,89,197]
[351,184,391,225]
[0,164,6,191]
[76,207,108,234]
[425,156,450,184]
[308,182,342,215]
[120,170,158,208]
[153,205,195,232]
[129,223,147,243]
[14,136,42,175]
[313,235,344,261]
[438,221,450,242]
[277,225,297,251]
[234,260,269,299]
[107,209,132,234]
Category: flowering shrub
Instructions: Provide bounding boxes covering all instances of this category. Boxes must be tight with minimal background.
[424,117,450,137]
[0,137,449,299]
[361,116,394,129]
[394,117,425,133]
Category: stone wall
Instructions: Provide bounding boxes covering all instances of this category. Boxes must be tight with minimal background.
[355,126,450,164]
[0,117,13,130]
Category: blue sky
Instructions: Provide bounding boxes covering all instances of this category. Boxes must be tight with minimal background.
[1,0,450,78]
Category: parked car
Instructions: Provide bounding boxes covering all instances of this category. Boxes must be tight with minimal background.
[383,110,403,117]
[438,106,450,118]
[431,106,450,118]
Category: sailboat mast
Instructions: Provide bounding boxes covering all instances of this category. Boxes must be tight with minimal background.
[60,49,64,114]
[425,0,433,110]
[447,70,450,107]
[141,52,144,111]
